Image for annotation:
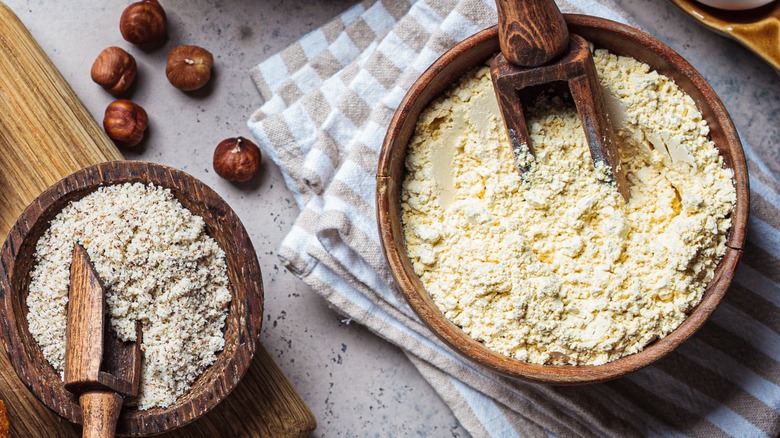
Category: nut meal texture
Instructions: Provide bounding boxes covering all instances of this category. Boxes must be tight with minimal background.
[27,183,231,409]
[401,50,736,365]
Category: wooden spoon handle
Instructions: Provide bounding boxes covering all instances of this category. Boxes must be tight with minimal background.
[496,0,569,66]
[79,391,122,438]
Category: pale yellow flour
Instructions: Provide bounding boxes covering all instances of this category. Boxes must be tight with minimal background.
[401,50,736,365]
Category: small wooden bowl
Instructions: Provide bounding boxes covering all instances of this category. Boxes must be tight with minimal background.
[668,0,780,72]
[377,15,749,384]
[0,161,264,435]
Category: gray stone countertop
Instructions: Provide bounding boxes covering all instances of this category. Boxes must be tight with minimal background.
[3,0,777,436]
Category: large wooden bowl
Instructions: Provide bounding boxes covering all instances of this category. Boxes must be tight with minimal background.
[377,15,749,384]
[0,161,264,435]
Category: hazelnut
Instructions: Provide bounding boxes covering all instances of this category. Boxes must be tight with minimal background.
[166,45,214,91]
[103,100,148,147]
[90,47,137,95]
[120,0,167,46]
[213,137,261,182]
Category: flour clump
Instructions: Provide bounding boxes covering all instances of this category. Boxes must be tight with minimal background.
[401,50,736,365]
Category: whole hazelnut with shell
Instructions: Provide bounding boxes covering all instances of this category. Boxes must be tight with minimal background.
[213,137,262,182]
[120,0,167,46]
[166,45,214,91]
[90,47,137,95]
[103,100,148,148]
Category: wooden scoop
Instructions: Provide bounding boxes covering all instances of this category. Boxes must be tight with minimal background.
[490,0,629,200]
[64,244,141,438]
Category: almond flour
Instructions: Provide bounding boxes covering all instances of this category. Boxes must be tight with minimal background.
[401,50,736,365]
[27,182,231,409]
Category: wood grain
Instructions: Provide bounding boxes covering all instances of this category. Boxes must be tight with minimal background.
[65,245,111,394]
[495,0,569,66]
[66,244,140,438]
[0,3,315,436]
[79,392,123,438]
[65,244,141,399]
[377,15,749,384]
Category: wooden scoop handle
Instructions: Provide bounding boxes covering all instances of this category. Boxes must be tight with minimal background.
[65,245,140,438]
[496,0,569,67]
[80,391,122,438]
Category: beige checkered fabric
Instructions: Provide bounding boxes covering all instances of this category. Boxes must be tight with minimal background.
[248,0,780,436]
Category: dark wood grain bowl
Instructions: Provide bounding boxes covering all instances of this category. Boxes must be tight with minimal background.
[0,161,264,435]
[377,15,749,385]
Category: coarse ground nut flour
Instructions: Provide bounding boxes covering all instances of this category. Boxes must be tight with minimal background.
[401,49,736,365]
[27,182,231,409]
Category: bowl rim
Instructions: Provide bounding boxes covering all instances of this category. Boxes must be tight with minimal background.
[377,14,749,384]
[0,160,264,434]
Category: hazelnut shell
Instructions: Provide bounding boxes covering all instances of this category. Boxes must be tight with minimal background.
[103,100,148,148]
[166,45,214,91]
[90,47,137,95]
[213,137,261,182]
[120,0,167,46]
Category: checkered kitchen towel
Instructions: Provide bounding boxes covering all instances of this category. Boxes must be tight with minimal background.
[248,0,780,436]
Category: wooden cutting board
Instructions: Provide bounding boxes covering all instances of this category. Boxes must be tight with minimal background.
[0,3,316,436]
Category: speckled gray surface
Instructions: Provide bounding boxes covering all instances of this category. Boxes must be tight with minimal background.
[3,0,777,436]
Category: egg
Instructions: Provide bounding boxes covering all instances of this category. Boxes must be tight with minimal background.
[695,0,775,10]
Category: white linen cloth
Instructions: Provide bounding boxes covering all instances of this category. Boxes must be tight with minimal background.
[248,0,780,436]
